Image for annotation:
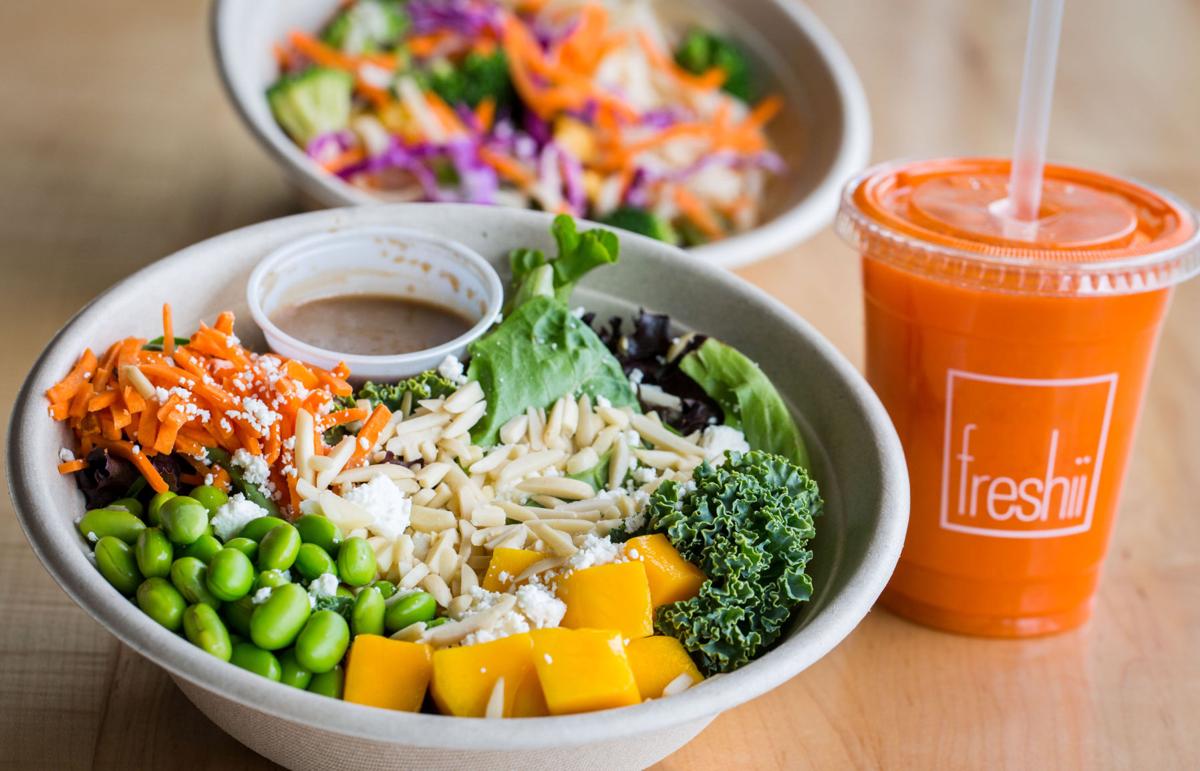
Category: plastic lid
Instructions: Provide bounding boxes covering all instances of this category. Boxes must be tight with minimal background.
[836,157,1200,296]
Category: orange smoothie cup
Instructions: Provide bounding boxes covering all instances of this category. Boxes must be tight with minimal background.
[837,158,1200,637]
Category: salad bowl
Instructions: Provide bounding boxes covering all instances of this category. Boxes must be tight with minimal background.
[211,0,871,269]
[9,204,906,769]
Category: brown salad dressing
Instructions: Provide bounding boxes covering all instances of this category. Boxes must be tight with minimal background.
[271,294,473,355]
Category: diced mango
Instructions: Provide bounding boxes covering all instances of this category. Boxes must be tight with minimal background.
[558,561,654,639]
[531,628,640,715]
[482,548,546,592]
[343,635,432,712]
[623,534,706,607]
[431,633,546,717]
[625,635,703,699]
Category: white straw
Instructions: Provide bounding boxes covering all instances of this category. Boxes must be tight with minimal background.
[1006,0,1065,223]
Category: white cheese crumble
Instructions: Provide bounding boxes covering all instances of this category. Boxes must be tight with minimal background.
[307,572,340,607]
[700,425,750,464]
[343,474,412,540]
[566,534,620,571]
[515,584,566,629]
[252,587,273,605]
[211,494,268,541]
[58,447,75,463]
[231,448,271,492]
[437,354,467,385]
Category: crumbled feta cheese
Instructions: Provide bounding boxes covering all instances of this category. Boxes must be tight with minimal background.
[515,584,566,629]
[86,532,98,543]
[628,368,644,385]
[622,509,647,535]
[567,534,620,571]
[307,572,340,607]
[58,447,75,463]
[632,466,657,484]
[344,474,412,540]
[437,354,467,385]
[211,494,268,541]
[700,425,750,463]
[252,587,273,605]
[569,306,586,318]
[627,548,640,560]
[231,448,271,488]
[543,653,553,664]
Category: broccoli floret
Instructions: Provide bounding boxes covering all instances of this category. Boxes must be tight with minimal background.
[323,0,409,54]
[423,51,515,109]
[267,67,354,146]
[674,29,753,102]
[599,207,680,245]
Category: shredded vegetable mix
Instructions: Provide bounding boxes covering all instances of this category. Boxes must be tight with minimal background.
[267,0,785,245]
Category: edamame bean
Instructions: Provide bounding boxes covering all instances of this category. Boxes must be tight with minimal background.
[136,577,186,631]
[425,617,448,629]
[160,496,209,545]
[224,537,258,561]
[295,610,350,674]
[306,665,344,699]
[294,543,337,582]
[336,537,376,586]
[294,514,342,555]
[230,641,282,681]
[78,507,146,544]
[183,604,232,661]
[351,586,385,637]
[182,533,222,564]
[95,536,142,596]
[277,648,313,690]
[134,528,173,579]
[109,497,144,518]
[253,569,291,591]
[223,595,257,637]
[257,522,301,572]
[238,516,288,542]
[384,590,437,633]
[147,490,177,526]
[371,579,397,599]
[189,484,228,515]
[207,548,255,602]
[169,556,221,609]
[249,582,311,650]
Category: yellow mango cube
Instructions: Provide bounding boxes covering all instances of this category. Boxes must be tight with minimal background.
[431,633,547,717]
[343,635,432,712]
[482,548,546,592]
[625,635,703,699]
[558,561,654,639]
[531,628,641,715]
[624,534,706,607]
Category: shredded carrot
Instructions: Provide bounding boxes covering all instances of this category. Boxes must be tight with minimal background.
[474,97,496,132]
[162,304,175,357]
[674,186,725,240]
[57,459,88,475]
[322,407,369,430]
[321,146,366,173]
[46,348,97,405]
[347,404,392,468]
[479,146,536,188]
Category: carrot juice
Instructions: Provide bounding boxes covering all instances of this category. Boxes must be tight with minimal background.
[837,158,1200,636]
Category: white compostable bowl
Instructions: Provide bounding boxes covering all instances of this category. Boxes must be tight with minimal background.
[247,226,503,380]
[9,205,907,769]
[211,0,871,269]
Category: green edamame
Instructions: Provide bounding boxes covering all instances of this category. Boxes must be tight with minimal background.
[425,616,448,629]
[335,585,354,600]
[136,577,186,631]
[249,582,311,650]
[257,522,301,572]
[294,543,337,582]
[371,579,397,599]
[294,514,342,555]
[277,648,313,690]
[147,490,177,526]
[384,590,437,633]
[351,586,385,637]
[95,536,141,596]
[238,516,288,542]
[253,569,291,591]
[160,496,209,545]
[169,556,221,609]
[223,595,257,637]
[206,548,255,602]
[295,610,350,674]
[182,533,223,564]
[189,484,229,515]
[109,497,144,518]
[336,537,376,586]
[224,537,258,561]
[307,665,344,699]
[230,641,282,681]
[134,528,173,579]
[183,604,232,661]
[78,507,145,544]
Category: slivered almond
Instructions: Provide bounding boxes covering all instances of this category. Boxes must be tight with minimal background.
[566,447,599,475]
[392,412,451,435]
[485,677,506,719]
[629,413,705,456]
[497,449,566,484]
[121,365,156,400]
[443,401,486,438]
[421,573,452,607]
[317,490,373,530]
[410,505,456,532]
[424,595,517,645]
[499,413,529,445]
[416,461,453,488]
[517,476,595,500]
[443,380,484,413]
[526,521,577,556]
[399,562,431,589]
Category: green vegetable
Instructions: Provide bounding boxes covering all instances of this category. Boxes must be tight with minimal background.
[354,371,456,412]
[351,586,386,637]
[224,537,259,561]
[313,592,354,623]
[505,214,620,314]
[95,537,141,596]
[294,543,337,583]
[423,50,514,109]
[674,29,753,102]
[295,610,351,674]
[295,514,343,555]
[231,641,283,681]
[160,496,209,546]
[135,528,174,579]
[238,515,289,542]
[147,491,177,526]
[371,579,397,599]
[206,448,281,517]
[336,537,376,586]
[278,648,314,690]
[223,595,257,637]
[307,665,344,699]
[648,450,821,674]
[183,604,233,661]
[323,0,408,54]
[170,556,222,609]
[250,583,312,651]
[182,534,223,564]
[78,507,146,545]
[258,523,302,572]
[599,207,679,245]
[267,67,355,147]
[468,296,637,445]
[679,338,809,469]
[384,590,437,633]
[141,335,192,352]
[109,497,144,518]
[136,577,186,631]
[189,484,229,515]
[253,568,292,591]
[207,548,256,602]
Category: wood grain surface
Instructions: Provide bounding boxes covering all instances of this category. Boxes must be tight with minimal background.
[1,1,1197,768]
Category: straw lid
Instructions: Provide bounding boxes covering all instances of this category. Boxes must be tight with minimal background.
[836,157,1200,296]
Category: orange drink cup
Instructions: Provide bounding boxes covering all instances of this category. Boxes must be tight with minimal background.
[837,157,1200,637]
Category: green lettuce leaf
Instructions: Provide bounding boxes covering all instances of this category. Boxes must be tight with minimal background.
[679,338,809,469]
[505,214,619,313]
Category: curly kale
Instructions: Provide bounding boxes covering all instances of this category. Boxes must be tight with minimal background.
[356,370,457,411]
[648,450,822,674]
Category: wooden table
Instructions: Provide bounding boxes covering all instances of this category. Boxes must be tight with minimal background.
[2,0,1197,767]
